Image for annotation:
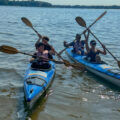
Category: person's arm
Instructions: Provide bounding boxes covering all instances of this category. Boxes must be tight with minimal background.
[85,30,90,52]
[49,48,55,55]
[35,33,42,49]
[47,44,55,55]
[30,58,35,62]
[83,31,87,40]
[98,44,107,55]
[30,53,37,62]
[64,41,74,47]
[84,30,90,43]
[43,50,49,61]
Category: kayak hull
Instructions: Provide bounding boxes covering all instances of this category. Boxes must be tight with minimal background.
[24,61,55,106]
[66,48,120,87]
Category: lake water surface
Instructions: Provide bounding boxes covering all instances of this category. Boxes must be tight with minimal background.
[0,6,120,120]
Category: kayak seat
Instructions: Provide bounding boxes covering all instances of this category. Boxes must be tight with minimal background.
[31,65,52,71]
[31,62,52,71]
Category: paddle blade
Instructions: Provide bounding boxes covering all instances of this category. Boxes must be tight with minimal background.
[96,11,107,21]
[63,59,85,70]
[21,17,33,28]
[71,63,85,70]
[75,17,86,27]
[0,45,18,54]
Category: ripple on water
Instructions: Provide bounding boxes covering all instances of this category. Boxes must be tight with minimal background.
[0,7,120,120]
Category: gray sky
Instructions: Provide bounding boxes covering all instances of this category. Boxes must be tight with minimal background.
[37,0,120,5]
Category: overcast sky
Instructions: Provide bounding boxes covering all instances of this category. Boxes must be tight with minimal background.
[38,0,120,5]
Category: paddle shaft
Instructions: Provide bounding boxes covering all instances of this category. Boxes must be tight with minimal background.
[25,19,69,61]
[20,51,66,64]
[22,17,71,61]
[1,46,64,64]
[32,27,40,37]
[32,26,65,61]
[21,17,85,69]
[58,11,107,55]
[15,47,84,68]
[88,28,119,62]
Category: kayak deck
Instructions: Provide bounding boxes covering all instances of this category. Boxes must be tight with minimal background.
[24,61,55,104]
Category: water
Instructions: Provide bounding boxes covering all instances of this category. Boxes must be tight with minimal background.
[0,6,120,120]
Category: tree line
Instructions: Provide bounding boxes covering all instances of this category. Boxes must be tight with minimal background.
[0,0,52,7]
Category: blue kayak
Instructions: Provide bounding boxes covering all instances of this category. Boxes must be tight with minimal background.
[24,61,55,106]
[66,48,120,87]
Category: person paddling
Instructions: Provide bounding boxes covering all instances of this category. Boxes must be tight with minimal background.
[30,42,51,69]
[85,30,107,63]
[35,34,55,58]
[64,33,87,55]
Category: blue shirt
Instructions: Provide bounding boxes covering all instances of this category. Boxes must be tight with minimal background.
[69,40,85,55]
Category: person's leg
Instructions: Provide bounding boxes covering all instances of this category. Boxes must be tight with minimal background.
[32,61,51,69]
[41,63,51,69]
[31,62,38,69]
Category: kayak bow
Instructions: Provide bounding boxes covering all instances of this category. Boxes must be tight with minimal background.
[24,61,55,107]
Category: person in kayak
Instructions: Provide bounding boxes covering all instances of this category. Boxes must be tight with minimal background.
[64,33,87,55]
[30,42,51,69]
[85,31,107,63]
[35,33,55,58]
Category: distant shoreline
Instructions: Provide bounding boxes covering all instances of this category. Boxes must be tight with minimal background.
[0,1,120,9]
[53,5,120,9]
[1,5,120,9]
